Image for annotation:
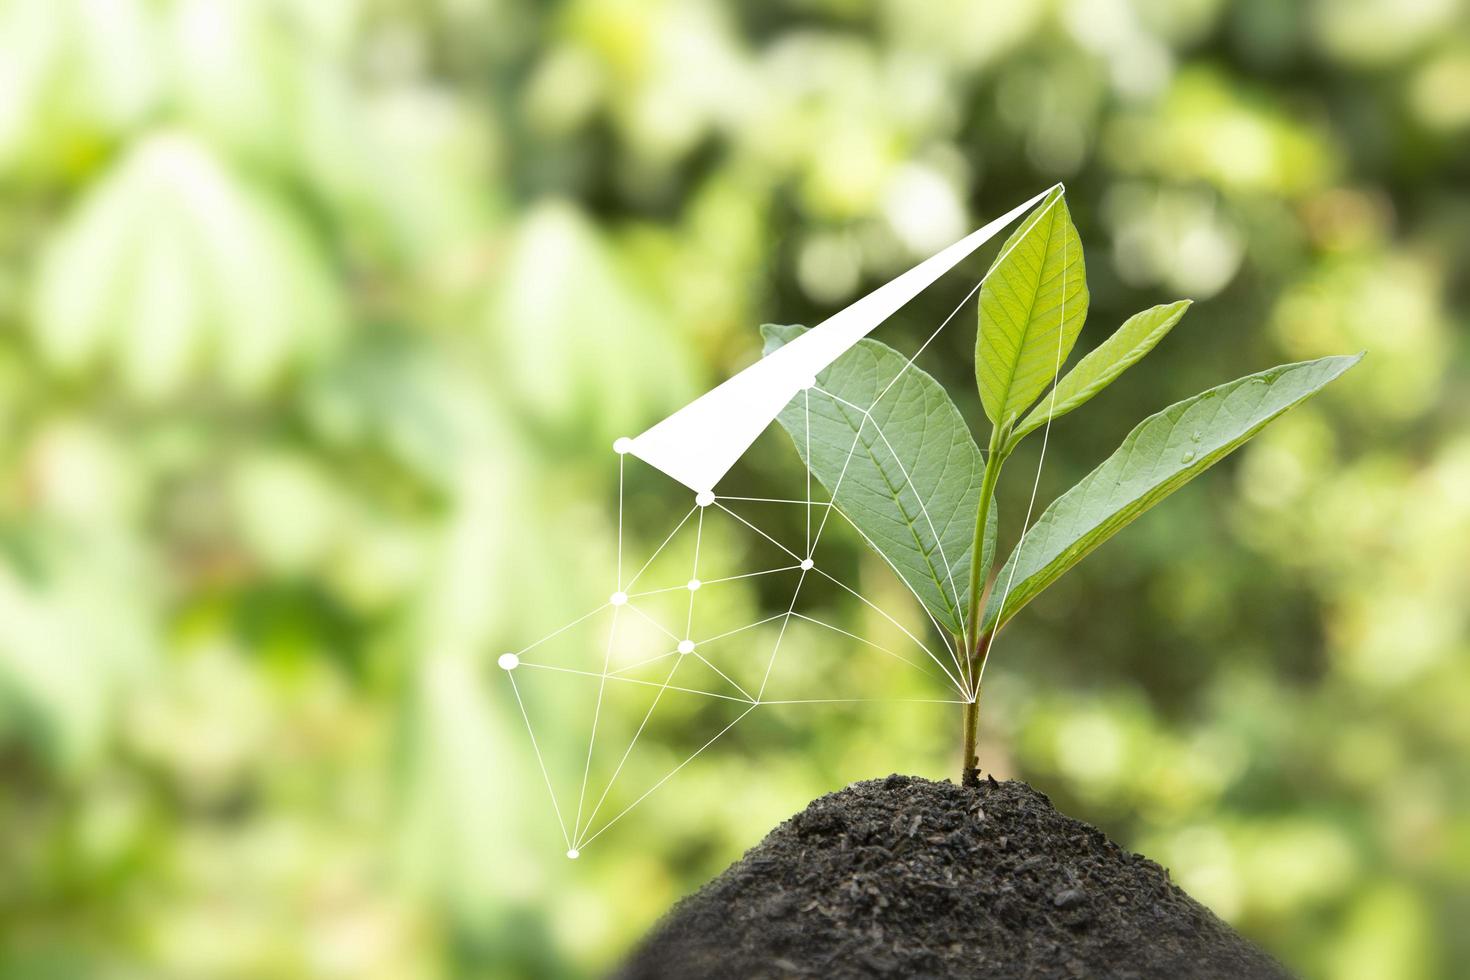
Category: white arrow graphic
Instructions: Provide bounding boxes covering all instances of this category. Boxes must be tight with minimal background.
[627,185,1059,493]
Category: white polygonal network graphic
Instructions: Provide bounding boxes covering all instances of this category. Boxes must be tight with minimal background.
[501,186,1068,856]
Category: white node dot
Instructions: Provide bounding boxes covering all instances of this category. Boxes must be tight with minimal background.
[612,437,632,454]
[677,640,695,655]
[801,376,817,390]
[800,558,814,571]
[498,653,519,671]
[687,578,701,591]
[566,848,580,860]
[609,591,628,606]
[695,490,715,507]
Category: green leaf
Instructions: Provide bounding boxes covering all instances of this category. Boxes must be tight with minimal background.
[983,353,1362,633]
[31,135,344,400]
[976,187,1089,428]
[763,324,996,635]
[1007,300,1192,451]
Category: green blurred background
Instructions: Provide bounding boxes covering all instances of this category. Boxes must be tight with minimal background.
[1,0,1467,977]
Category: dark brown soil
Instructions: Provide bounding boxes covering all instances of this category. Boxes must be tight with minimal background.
[616,775,1290,979]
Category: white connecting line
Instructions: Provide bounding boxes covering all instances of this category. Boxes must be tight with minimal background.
[501,188,1071,855]
[506,407,971,856]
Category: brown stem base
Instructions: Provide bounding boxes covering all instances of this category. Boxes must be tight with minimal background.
[960,694,980,784]
[958,633,992,784]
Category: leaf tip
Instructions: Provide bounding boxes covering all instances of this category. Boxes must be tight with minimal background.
[759,322,806,357]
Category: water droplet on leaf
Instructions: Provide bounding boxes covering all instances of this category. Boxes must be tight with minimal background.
[1181,450,1196,463]
[1190,431,1201,442]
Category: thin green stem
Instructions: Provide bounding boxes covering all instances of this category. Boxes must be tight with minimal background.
[963,424,1007,657]
[961,423,1007,784]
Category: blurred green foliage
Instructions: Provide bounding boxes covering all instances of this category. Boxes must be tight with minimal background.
[0,1,1467,977]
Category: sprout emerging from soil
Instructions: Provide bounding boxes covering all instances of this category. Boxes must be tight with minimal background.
[763,188,1361,783]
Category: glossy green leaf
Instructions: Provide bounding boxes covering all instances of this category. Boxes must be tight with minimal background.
[763,324,996,635]
[975,187,1089,428]
[983,353,1362,632]
[1007,300,1193,451]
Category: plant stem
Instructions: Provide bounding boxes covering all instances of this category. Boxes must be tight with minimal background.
[960,630,993,786]
[963,426,1007,656]
[960,697,977,784]
[960,424,1006,785]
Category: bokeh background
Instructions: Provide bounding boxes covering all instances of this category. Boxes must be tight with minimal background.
[1,0,1468,977]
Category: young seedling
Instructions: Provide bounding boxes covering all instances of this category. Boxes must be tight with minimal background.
[762,188,1360,784]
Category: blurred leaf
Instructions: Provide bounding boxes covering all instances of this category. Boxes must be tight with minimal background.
[762,324,995,635]
[1101,184,1244,297]
[168,0,351,157]
[984,354,1362,632]
[30,133,343,399]
[488,202,695,447]
[1108,69,1337,194]
[230,453,343,575]
[0,532,154,772]
[0,0,162,176]
[1007,300,1192,451]
[976,187,1089,428]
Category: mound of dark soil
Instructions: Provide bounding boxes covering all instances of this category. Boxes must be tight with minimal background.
[617,775,1288,979]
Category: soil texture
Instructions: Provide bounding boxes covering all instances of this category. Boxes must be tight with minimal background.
[616,774,1289,979]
